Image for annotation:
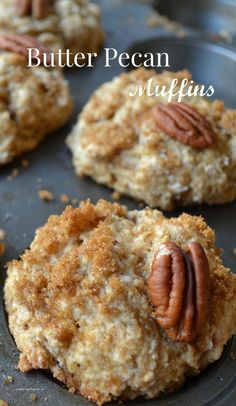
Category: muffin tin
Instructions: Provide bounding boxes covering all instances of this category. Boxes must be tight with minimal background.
[128,36,236,107]
[0,0,236,405]
[155,0,236,45]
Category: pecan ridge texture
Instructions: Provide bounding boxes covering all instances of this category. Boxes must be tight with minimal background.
[153,101,216,150]
[0,34,51,64]
[15,0,51,19]
[147,241,209,342]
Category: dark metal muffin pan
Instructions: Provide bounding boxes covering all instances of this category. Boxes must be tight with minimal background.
[128,36,236,107]
[0,0,236,405]
[155,0,236,45]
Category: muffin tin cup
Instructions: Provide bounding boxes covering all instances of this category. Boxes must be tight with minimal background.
[155,0,236,47]
[0,1,236,405]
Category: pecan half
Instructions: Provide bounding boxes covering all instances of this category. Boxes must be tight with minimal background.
[153,102,215,150]
[0,34,51,64]
[147,241,209,342]
[15,0,51,19]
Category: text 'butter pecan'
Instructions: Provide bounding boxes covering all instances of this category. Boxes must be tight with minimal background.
[147,241,209,343]
[153,101,215,150]
[15,0,51,19]
[0,34,51,65]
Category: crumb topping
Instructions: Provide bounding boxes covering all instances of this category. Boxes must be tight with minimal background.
[0,0,104,59]
[0,52,73,164]
[67,68,236,210]
[4,200,236,404]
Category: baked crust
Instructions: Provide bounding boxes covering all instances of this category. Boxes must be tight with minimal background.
[67,68,236,210]
[0,52,73,164]
[4,199,236,404]
[0,0,104,58]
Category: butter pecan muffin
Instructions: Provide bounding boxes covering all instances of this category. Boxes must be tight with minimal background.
[4,199,236,404]
[0,0,104,59]
[66,68,236,210]
[0,34,73,164]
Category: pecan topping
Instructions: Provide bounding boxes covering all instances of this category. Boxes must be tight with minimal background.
[15,0,51,19]
[153,102,215,150]
[147,241,209,342]
[0,34,51,64]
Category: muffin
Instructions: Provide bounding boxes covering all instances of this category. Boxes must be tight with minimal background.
[0,34,73,164]
[66,68,236,210]
[4,199,236,404]
[0,0,104,59]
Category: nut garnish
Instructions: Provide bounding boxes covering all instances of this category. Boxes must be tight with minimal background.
[0,34,51,64]
[153,102,215,150]
[15,0,51,19]
[147,241,209,342]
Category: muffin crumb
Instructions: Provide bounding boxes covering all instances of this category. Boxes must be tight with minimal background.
[60,194,70,203]
[69,387,76,394]
[38,189,54,202]
[146,15,160,28]
[6,168,19,180]
[11,168,19,177]
[0,243,5,256]
[111,191,121,201]
[230,351,235,360]
[30,394,38,402]
[22,159,29,168]
[3,375,13,385]
[0,229,6,240]
[71,198,79,205]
